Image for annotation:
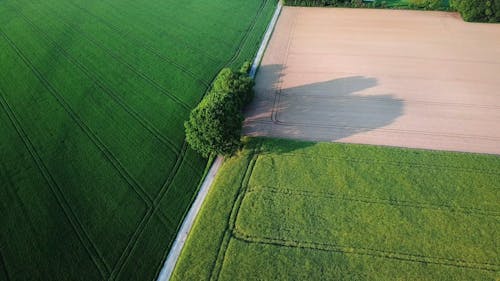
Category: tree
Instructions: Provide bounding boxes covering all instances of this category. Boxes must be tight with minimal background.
[184,63,254,157]
[451,0,500,22]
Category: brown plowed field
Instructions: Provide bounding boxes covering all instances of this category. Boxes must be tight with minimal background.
[243,7,500,154]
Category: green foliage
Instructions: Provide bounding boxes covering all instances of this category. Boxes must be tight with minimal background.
[185,91,244,157]
[173,138,500,280]
[185,66,255,157]
[451,0,500,22]
[408,0,443,9]
[284,0,451,9]
[283,0,376,7]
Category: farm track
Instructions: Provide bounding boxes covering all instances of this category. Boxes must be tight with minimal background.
[209,148,261,281]
[10,6,181,155]
[247,185,500,217]
[231,230,499,272]
[0,28,155,207]
[258,153,500,175]
[24,1,192,111]
[108,141,191,280]
[0,90,110,278]
[64,0,211,87]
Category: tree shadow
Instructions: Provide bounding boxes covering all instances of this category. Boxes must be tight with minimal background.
[243,64,405,154]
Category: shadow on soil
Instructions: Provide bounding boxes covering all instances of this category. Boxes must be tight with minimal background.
[244,64,405,154]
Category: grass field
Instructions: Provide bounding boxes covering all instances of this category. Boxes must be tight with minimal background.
[172,138,500,280]
[0,0,277,280]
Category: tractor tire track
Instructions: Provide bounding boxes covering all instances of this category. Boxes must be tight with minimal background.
[0,28,154,206]
[11,7,180,155]
[0,90,110,278]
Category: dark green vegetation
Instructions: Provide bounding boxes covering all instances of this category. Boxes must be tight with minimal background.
[185,64,254,157]
[0,0,276,280]
[451,0,500,22]
[172,138,500,280]
[284,0,450,10]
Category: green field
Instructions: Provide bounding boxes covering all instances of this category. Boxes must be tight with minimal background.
[173,138,500,280]
[0,0,276,280]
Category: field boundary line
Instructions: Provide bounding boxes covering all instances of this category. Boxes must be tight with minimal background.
[109,141,192,280]
[210,152,260,281]
[156,156,224,281]
[156,3,282,280]
[10,6,180,154]
[232,230,500,272]
[0,90,109,277]
[247,186,500,216]
[0,28,155,207]
[258,152,500,175]
[250,0,283,77]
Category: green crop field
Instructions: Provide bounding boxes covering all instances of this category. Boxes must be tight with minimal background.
[173,138,500,280]
[0,0,277,280]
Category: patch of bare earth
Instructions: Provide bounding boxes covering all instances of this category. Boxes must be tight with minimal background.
[244,7,500,154]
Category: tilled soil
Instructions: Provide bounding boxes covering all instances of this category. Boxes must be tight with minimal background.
[244,7,500,154]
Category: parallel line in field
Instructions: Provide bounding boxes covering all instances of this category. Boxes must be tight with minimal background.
[108,141,191,280]
[76,0,273,275]
[231,230,500,272]
[4,6,198,278]
[0,246,11,281]
[109,0,269,274]
[277,93,500,110]
[105,0,234,50]
[221,0,270,69]
[26,2,191,111]
[13,8,180,155]
[64,0,212,87]
[110,1,274,277]
[209,145,262,281]
[198,0,272,107]
[258,153,500,175]
[65,0,220,68]
[111,0,218,65]
[0,89,110,278]
[268,117,500,142]
[247,186,500,216]
[0,28,154,207]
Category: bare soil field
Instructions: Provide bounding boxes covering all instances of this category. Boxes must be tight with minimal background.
[244,7,500,154]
